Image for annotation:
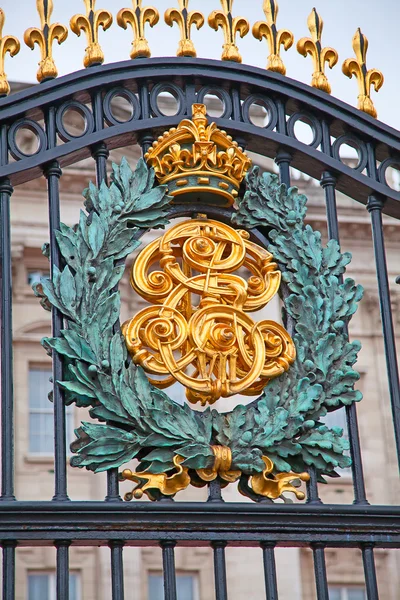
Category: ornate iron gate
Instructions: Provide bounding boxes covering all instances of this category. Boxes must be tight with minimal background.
[0,1,400,599]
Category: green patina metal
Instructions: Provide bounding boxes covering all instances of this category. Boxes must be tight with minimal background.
[34,158,363,494]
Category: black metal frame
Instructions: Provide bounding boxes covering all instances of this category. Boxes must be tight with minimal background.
[1,56,400,600]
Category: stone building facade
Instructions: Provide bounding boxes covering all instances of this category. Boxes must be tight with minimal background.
[6,94,400,599]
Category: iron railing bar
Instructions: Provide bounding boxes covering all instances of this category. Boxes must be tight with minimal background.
[320,166,368,505]
[56,540,70,600]
[2,541,16,600]
[0,177,15,502]
[161,541,177,600]
[367,193,400,470]
[312,544,329,600]
[261,543,278,600]
[275,151,321,503]
[44,105,69,502]
[91,90,122,503]
[109,541,125,600]
[212,541,228,600]
[362,544,380,600]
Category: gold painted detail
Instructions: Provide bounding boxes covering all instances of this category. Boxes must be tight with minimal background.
[123,218,295,406]
[0,9,20,97]
[165,0,204,58]
[208,0,249,63]
[342,28,384,118]
[117,0,159,59]
[252,0,293,76]
[24,0,68,82]
[120,451,309,501]
[145,103,251,206]
[297,8,338,94]
[70,0,113,68]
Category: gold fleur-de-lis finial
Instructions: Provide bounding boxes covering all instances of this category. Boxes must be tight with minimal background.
[0,9,20,96]
[297,8,338,94]
[342,28,384,118]
[252,0,293,75]
[117,1,159,59]
[70,0,113,68]
[24,0,68,82]
[208,0,249,63]
[165,0,204,58]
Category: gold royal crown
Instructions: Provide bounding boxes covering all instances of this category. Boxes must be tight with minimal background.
[144,104,251,206]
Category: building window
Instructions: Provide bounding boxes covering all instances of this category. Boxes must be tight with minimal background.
[148,573,198,600]
[329,587,366,600]
[27,270,50,286]
[29,367,74,455]
[28,572,80,600]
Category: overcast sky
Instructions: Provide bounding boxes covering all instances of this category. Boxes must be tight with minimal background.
[2,0,399,129]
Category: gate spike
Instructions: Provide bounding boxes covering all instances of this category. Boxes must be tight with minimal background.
[70,0,113,68]
[252,0,294,75]
[297,8,338,94]
[342,28,384,118]
[23,0,68,82]
[0,9,20,97]
[117,0,159,59]
[164,0,204,58]
[208,0,249,63]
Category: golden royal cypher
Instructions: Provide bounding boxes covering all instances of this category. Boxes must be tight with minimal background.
[123,217,295,405]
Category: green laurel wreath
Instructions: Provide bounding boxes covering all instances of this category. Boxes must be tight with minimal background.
[34,158,363,494]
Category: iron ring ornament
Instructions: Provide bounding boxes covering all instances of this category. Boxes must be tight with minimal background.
[34,105,363,502]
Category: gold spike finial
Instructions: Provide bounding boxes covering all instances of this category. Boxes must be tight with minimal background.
[342,28,383,118]
[70,0,113,68]
[117,0,159,59]
[0,9,20,96]
[208,0,249,63]
[252,0,293,75]
[24,0,68,82]
[297,8,338,94]
[165,1,204,58]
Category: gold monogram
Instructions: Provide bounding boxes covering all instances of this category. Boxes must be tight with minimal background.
[123,218,295,406]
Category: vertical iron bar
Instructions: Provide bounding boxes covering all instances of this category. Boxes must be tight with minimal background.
[0,178,15,501]
[320,169,368,504]
[109,541,125,600]
[367,193,400,469]
[56,541,70,600]
[139,82,153,154]
[306,466,322,504]
[207,479,224,502]
[261,543,278,600]
[362,544,379,600]
[92,91,122,502]
[212,541,228,600]
[161,541,177,600]
[2,541,16,600]
[45,106,69,501]
[312,544,329,600]
[274,149,291,189]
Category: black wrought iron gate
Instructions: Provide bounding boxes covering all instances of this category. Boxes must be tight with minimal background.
[1,18,400,600]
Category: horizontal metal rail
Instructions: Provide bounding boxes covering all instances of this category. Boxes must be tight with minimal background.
[0,502,399,546]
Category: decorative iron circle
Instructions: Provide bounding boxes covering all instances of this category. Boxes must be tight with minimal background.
[196,86,233,119]
[287,112,323,149]
[150,82,186,118]
[332,134,368,172]
[242,94,278,130]
[103,88,141,126]
[56,100,95,143]
[378,157,400,188]
[8,118,47,160]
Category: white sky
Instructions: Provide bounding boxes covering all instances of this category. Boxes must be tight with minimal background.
[1,0,399,129]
